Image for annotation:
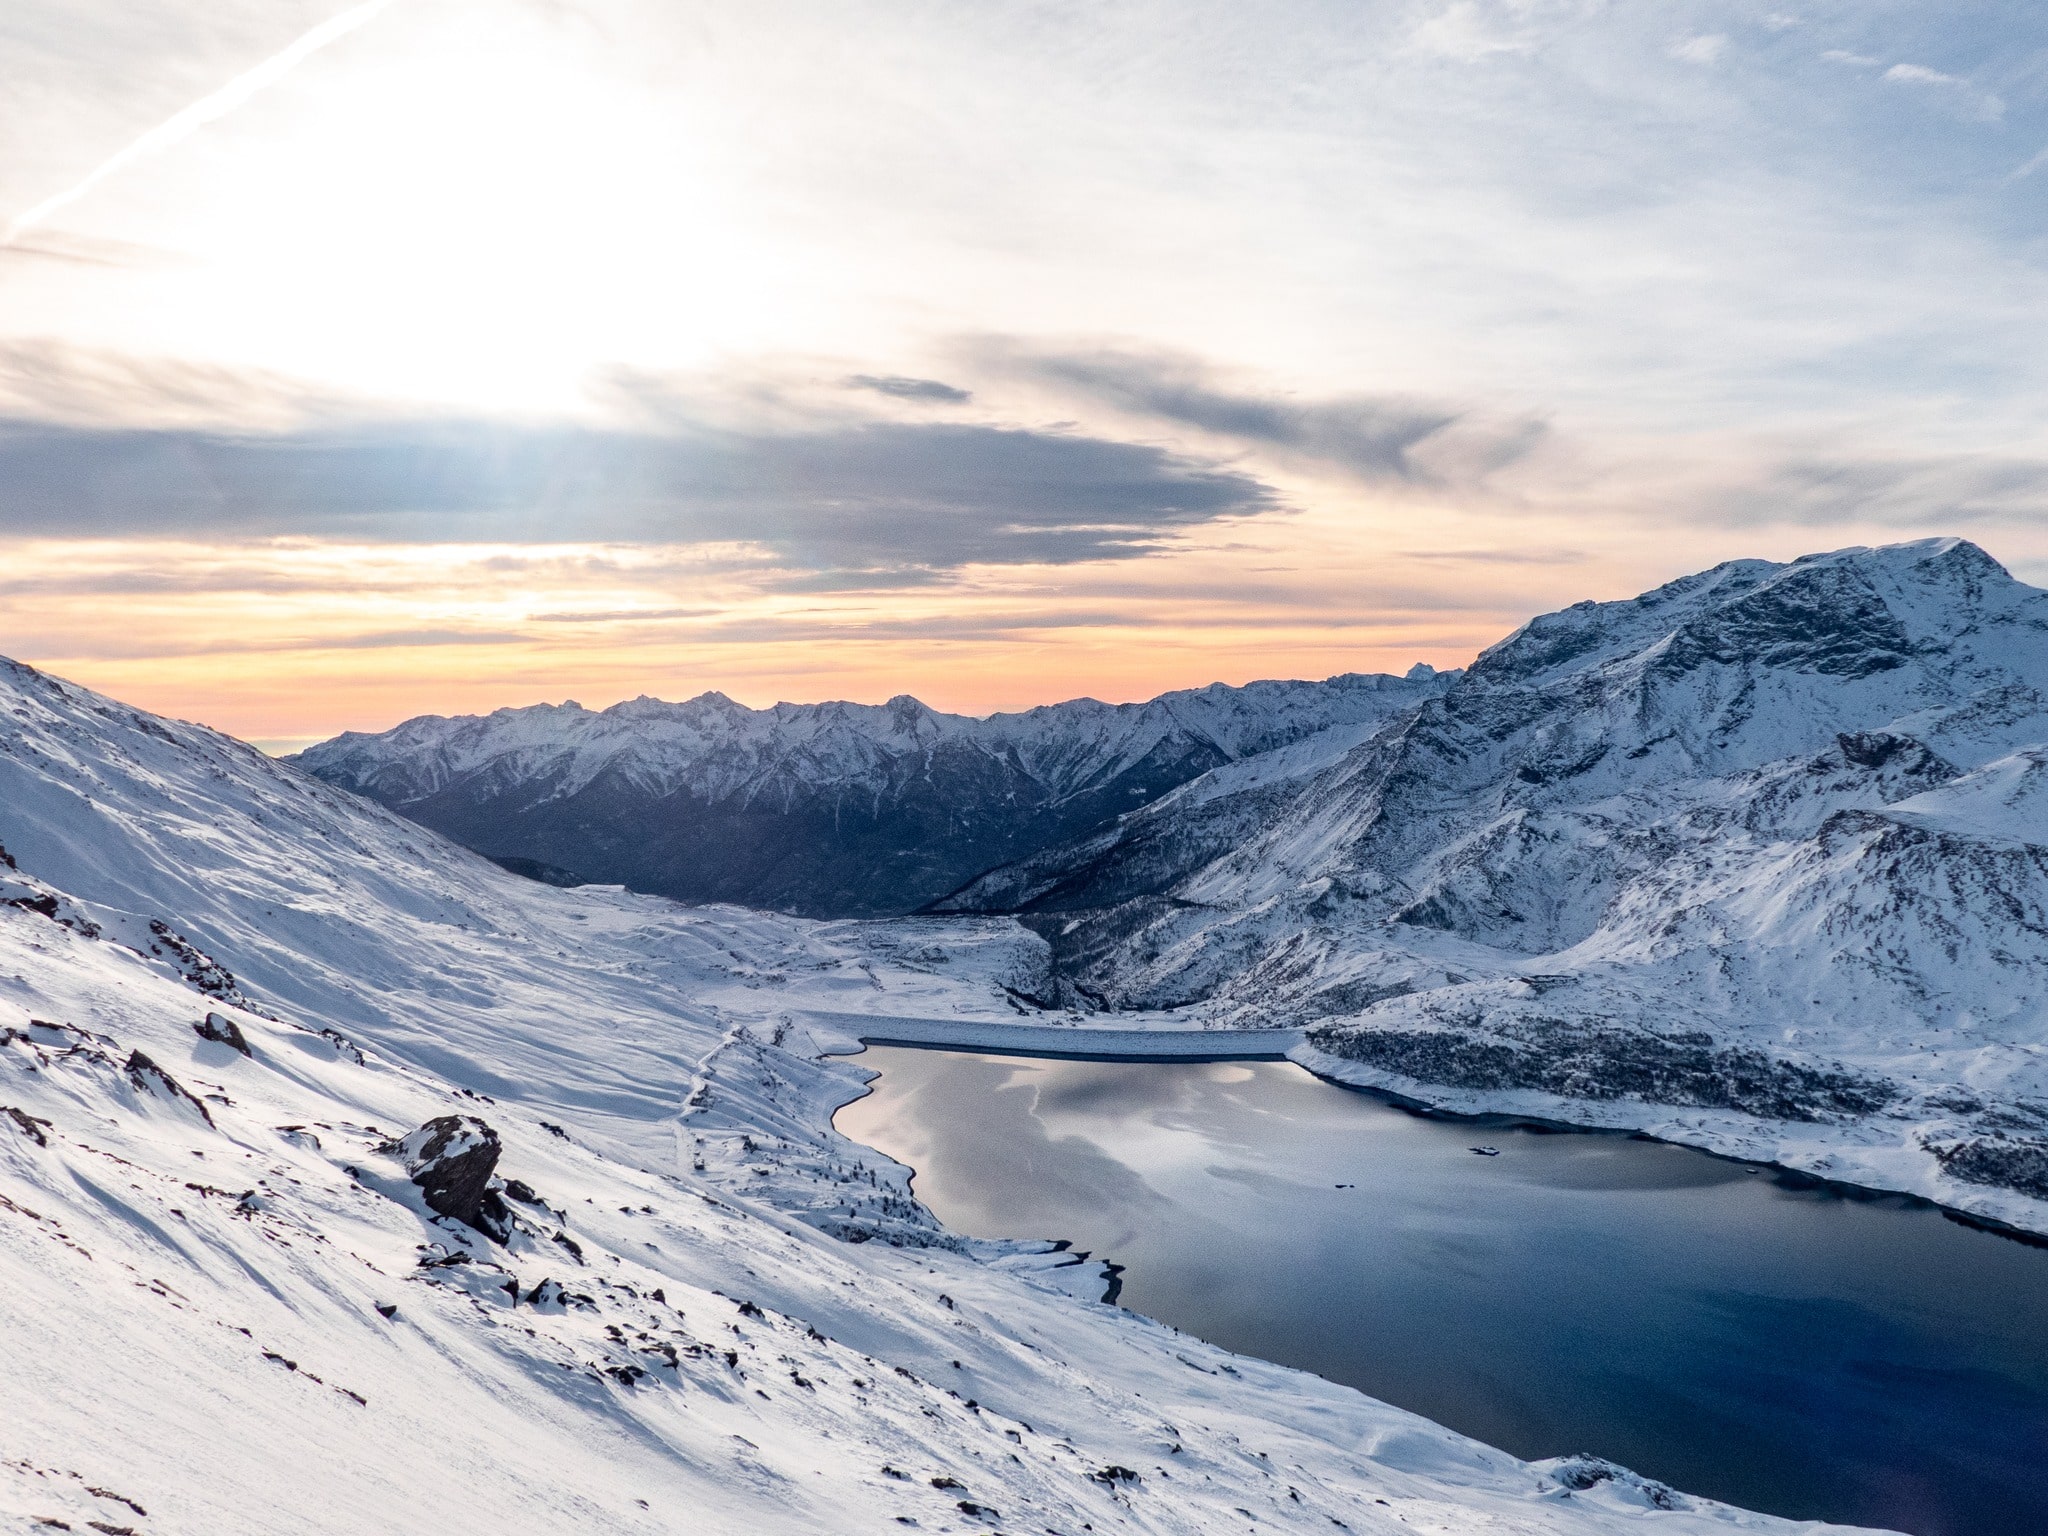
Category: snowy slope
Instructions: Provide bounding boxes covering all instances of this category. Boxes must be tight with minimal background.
[291,671,1446,917]
[939,540,2048,1232]
[0,657,1864,1535]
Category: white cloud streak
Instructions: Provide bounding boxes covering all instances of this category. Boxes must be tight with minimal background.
[1881,60,2004,120]
[1669,34,1729,66]
[0,0,403,250]
[1883,62,1962,86]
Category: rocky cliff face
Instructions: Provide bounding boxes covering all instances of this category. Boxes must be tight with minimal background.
[292,671,1446,917]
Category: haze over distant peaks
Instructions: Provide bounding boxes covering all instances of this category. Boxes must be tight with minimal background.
[293,671,1450,916]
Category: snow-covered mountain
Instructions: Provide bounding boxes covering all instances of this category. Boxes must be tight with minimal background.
[940,539,2048,1218]
[293,671,1446,917]
[0,655,1857,1533]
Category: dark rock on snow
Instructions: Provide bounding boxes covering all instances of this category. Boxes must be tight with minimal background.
[4,1105,52,1146]
[1308,1021,1896,1123]
[193,1011,252,1056]
[1932,1136,2048,1202]
[1540,1454,1682,1511]
[395,1115,513,1240]
[123,1050,215,1127]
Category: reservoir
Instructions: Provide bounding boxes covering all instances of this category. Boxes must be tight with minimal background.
[835,1047,2048,1536]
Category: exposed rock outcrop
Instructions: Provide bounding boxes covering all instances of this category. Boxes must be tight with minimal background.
[194,1012,252,1056]
[395,1115,512,1240]
[123,1050,215,1127]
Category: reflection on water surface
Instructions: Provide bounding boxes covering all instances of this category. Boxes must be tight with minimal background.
[836,1049,2048,1536]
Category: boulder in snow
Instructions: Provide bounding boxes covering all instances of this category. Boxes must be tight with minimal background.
[194,1011,252,1056]
[395,1115,512,1240]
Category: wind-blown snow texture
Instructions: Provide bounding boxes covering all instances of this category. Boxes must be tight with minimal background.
[0,657,1858,1533]
[940,540,2048,1234]
[293,672,1446,917]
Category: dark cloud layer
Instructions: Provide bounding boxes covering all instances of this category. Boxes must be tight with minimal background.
[844,374,973,404]
[0,415,1276,569]
[984,346,1546,484]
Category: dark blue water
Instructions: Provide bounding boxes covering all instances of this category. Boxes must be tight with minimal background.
[836,1049,2048,1536]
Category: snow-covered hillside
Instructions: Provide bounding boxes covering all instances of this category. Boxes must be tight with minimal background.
[941,539,2048,1232]
[292,671,1446,917]
[0,656,1862,1534]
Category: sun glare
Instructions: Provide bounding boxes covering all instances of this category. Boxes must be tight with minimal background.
[39,5,833,412]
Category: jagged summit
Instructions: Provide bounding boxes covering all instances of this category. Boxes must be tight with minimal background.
[943,538,2046,917]
[294,668,1451,916]
[1471,537,2023,689]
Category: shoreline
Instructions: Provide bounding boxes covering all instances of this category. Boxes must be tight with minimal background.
[822,1027,2048,1536]
[807,1011,2048,1252]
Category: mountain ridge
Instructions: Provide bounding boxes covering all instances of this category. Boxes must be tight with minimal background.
[292,667,1450,916]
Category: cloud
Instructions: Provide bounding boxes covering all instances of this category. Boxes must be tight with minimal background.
[1881,61,2004,121]
[1669,35,1728,66]
[0,340,314,429]
[1702,451,2048,530]
[2,0,407,249]
[981,344,1545,486]
[844,374,973,404]
[1398,547,1591,566]
[759,567,954,594]
[318,627,529,650]
[1813,52,2004,121]
[1884,63,1962,88]
[0,562,345,598]
[528,607,719,624]
[679,608,1157,644]
[1407,2,1533,63]
[0,230,161,269]
[0,413,1278,571]
[9,625,531,663]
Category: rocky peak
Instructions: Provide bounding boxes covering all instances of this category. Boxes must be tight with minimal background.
[1466,540,2028,696]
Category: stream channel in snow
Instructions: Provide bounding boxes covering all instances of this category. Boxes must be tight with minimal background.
[834,1047,2048,1536]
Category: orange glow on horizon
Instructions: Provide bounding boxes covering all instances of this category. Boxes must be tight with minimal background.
[10,502,2005,751]
[0,509,1534,746]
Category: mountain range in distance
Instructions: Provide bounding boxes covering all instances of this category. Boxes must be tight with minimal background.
[294,668,1451,916]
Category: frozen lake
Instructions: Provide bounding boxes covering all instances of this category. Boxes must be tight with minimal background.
[836,1047,2048,1536]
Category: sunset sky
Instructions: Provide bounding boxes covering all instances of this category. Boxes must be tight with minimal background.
[4,0,2046,749]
